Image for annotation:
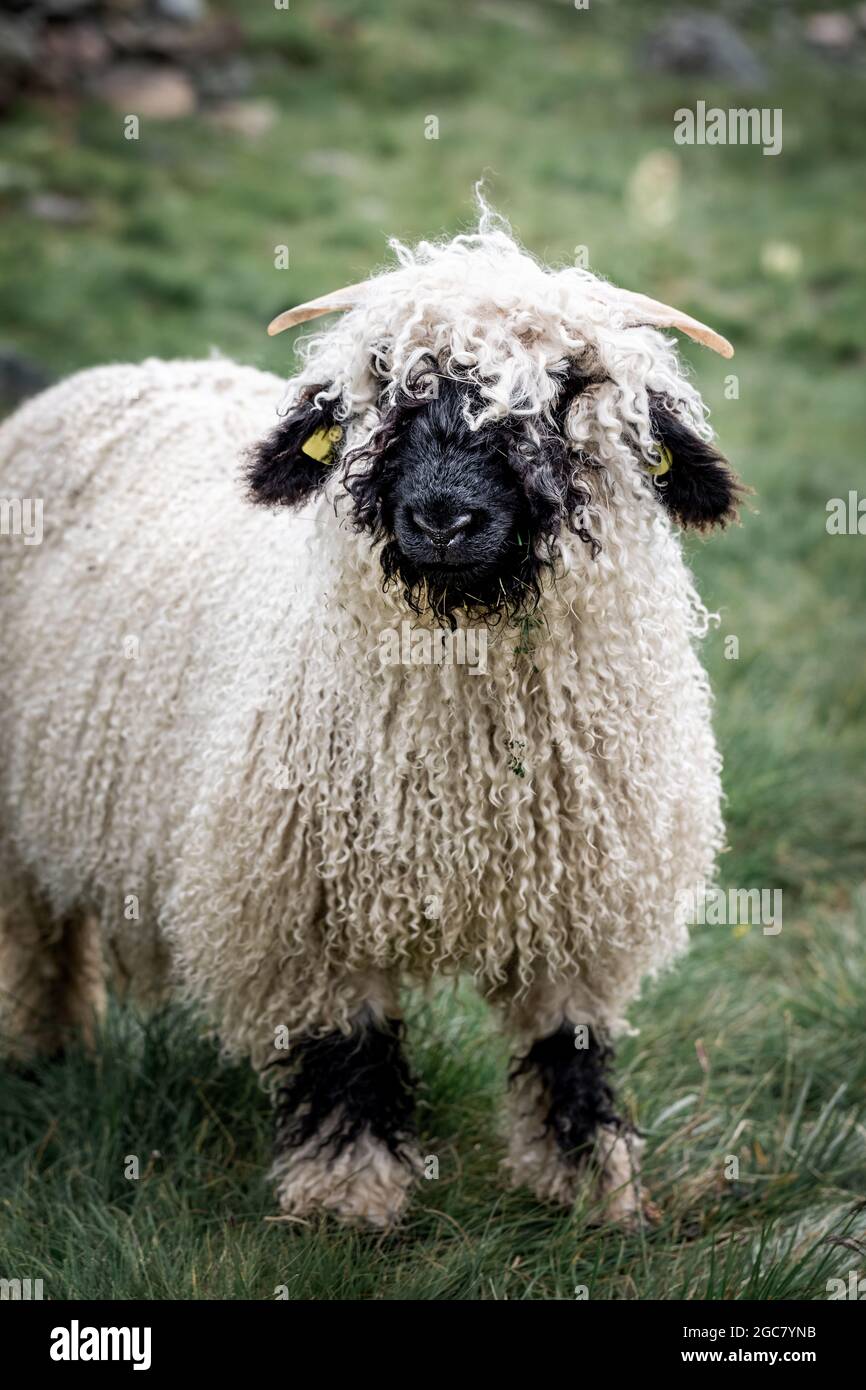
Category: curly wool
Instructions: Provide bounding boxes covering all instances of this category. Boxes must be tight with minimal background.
[0,219,725,1068]
[289,203,711,465]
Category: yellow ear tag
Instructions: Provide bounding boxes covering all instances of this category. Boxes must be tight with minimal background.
[648,443,673,477]
[301,424,343,464]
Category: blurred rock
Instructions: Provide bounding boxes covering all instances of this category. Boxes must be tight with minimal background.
[37,0,93,14]
[103,16,236,61]
[155,0,208,22]
[39,1,93,13]
[805,11,857,51]
[0,350,54,417]
[0,0,239,113]
[0,16,39,112]
[27,192,91,223]
[43,23,112,83]
[0,16,39,68]
[95,64,197,118]
[195,56,253,101]
[206,99,277,140]
[640,11,767,88]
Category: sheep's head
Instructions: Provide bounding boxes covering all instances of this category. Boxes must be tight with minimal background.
[247,211,742,621]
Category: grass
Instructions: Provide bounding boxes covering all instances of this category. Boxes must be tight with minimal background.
[1,0,865,1299]
[2,912,865,1301]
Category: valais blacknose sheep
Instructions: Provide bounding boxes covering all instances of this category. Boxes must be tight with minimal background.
[0,206,741,1228]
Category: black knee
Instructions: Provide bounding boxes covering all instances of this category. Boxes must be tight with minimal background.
[512,1023,622,1164]
[272,1011,416,1162]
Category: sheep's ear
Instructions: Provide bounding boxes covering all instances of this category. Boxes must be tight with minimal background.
[647,393,742,531]
[246,387,344,508]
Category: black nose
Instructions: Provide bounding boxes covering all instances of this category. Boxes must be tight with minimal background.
[411,507,473,546]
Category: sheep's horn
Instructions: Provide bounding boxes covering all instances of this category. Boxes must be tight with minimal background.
[267,276,734,358]
[267,280,372,336]
[612,287,734,359]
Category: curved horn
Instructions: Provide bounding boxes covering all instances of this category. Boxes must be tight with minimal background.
[612,287,734,359]
[267,274,734,357]
[267,280,373,336]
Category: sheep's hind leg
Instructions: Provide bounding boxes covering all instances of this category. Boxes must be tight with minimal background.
[0,863,106,1064]
[500,981,647,1228]
[270,999,420,1229]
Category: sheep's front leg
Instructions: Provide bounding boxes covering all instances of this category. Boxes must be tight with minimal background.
[270,987,420,1229]
[500,978,647,1227]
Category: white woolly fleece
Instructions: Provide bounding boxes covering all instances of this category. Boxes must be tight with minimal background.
[0,220,725,1065]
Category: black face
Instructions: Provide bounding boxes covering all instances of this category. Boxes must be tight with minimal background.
[379,381,528,603]
[246,363,742,622]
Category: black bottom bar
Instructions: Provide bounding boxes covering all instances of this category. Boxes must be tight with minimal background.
[5,1297,858,1373]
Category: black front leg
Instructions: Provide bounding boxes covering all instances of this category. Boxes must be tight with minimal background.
[270,1010,419,1227]
[511,1023,622,1164]
[505,1019,645,1223]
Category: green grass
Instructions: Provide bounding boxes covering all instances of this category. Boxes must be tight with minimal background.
[1,0,865,1299]
[2,912,865,1301]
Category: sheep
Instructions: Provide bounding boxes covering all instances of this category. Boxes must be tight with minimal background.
[0,204,741,1229]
